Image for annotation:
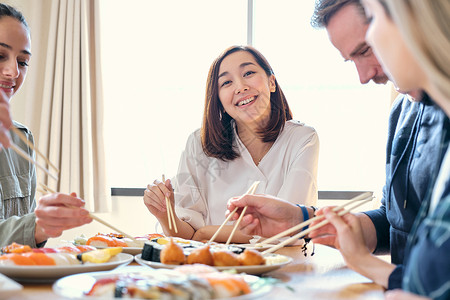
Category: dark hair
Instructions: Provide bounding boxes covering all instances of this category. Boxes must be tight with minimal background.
[201,45,292,161]
[0,3,28,29]
[311,0,366,28]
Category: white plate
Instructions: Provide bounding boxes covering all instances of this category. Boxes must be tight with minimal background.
[0,253,133,282]
[53,265,272,299]
[228,244,277,252]
[135,253,292,275]
[0,273,23,297]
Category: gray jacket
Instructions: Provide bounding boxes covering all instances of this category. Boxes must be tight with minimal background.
[0,121,38,247]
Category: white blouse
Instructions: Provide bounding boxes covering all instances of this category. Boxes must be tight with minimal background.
[173,120,319,230]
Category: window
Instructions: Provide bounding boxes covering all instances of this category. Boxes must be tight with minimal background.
[100,0,390,194]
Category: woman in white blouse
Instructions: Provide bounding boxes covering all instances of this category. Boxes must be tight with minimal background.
[144,45,319,243]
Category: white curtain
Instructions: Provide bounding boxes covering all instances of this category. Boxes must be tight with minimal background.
[12,0,111,212]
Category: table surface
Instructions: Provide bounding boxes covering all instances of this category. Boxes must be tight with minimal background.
[2,244,385,300]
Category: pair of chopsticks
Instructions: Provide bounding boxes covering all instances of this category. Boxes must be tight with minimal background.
[209,181,260,244]
[9,126,59,181]
[260,192,374,254]
[162,174,178,233]
[12,125,137,243]
[38,184,138,242]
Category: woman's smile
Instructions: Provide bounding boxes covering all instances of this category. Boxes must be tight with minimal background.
[236,95,257,107]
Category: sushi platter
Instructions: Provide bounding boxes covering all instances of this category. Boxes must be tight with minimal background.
[72,233,165,255]
[0,243,133,281]
[134,237,292,275]
[53,265,274,299]
[135,253,292,275]
[0,253,133,281]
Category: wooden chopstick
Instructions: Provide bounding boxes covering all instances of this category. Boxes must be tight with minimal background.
[261,197,373,254]
[162,174,178,233]
[225,206,248,245]
[38,184,137,242]
[11,126,59,173]
[39,183,56,194]
[88,214,137,241]
[257,192,373,246]
[9,141,58,181]
[208,181,259,245]
[225,182,259,244]
[162,175,172,231]
[36,188,47,195]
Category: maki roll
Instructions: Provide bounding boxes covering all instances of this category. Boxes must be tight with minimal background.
[141,241,165,262]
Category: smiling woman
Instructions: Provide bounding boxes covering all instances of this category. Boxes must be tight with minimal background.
[143,45,319,244]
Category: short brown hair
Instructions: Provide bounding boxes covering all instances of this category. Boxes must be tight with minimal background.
[201,45,292,161]
[311,0,366,28]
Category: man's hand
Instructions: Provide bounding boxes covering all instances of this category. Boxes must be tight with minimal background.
[34,192,92,243]
[226,194,302,237]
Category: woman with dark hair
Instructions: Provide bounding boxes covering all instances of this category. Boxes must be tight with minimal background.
[0,3,92,247]
[144,45,319,243]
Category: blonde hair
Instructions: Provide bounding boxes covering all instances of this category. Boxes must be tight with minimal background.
[383,0,450,105]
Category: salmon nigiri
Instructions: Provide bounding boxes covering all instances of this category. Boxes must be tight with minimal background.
[86,235,127,247]
[0,253,36,265]
[200,272,251,297]
[23,253,56,265]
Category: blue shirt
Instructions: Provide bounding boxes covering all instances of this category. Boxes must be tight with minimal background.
[364,94,449,265]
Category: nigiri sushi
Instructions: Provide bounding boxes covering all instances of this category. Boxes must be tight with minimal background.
[0,252,80,266]
[86,235,128,247]
[199,272,251,298]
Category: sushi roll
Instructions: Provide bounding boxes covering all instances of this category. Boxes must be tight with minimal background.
[73,234,88,245]
[141,241,164,262]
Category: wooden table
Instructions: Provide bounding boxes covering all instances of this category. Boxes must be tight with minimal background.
[4,244,384,299]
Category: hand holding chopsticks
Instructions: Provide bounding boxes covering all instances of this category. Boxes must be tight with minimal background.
[162,174,178,233]
[261,195,373,254]
[257,192,373,246]
[209,181,260,244]
[37,184,137,242]
[34,191,93,243]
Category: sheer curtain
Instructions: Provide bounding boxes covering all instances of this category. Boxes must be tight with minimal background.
[13,0,110,212]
